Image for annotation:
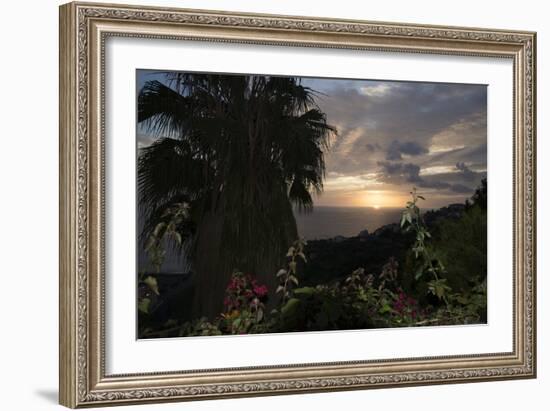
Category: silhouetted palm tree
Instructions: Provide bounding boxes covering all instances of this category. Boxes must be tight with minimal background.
[138,73,336,319]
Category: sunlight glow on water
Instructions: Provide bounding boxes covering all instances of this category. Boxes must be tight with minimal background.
[294,206,404,240]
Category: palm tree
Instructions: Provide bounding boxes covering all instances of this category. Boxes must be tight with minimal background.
[138,73,336,319]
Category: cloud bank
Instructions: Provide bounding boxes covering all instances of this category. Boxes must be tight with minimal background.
[302,78,487,208]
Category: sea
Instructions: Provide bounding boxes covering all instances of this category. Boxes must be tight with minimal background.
[294,206,403,240]
[138,206,405,273]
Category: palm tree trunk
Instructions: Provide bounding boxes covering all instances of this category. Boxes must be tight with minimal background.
[191,202,298,320]
[190,211,227,320]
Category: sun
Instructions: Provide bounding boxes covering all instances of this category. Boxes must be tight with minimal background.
[361,191,388,208]
[357,190,407,209]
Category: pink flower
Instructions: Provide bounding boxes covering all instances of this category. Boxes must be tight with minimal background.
[226,278,237,291]
[393,301,404,313]
[253,284,268,297]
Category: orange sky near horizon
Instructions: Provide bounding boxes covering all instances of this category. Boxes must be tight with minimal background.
[137,71,487,211]
[314,189,410,209]
[312,185,470,210]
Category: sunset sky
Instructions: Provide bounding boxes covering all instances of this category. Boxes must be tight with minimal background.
[137,71,487,210]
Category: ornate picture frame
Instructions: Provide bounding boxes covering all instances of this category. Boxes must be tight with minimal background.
[59,2,536,408]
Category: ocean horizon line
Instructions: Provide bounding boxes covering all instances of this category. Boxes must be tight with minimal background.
[295,205,445,211]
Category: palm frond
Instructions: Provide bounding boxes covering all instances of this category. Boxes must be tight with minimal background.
[137,137,211,209]
[138,80,192,137]
[136,72,338,316]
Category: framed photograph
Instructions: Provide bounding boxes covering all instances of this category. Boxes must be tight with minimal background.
[59,2,537,408]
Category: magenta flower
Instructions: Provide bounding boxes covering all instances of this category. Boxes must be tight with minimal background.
[253,284,268,297]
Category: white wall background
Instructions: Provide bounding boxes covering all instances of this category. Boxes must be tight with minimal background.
[0,0,546,409]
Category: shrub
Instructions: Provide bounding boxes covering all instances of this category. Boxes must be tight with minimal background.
[139,184,487,337]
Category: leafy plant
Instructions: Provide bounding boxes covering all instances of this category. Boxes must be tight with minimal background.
[276,239,306,306]
[378,256,398,291]
[137,74,337,319]
[139,182,488,338]
[401,188,450,305]
[430,202,487,292]
[137,274,162,337]
[143,202,190,273]
[390,289,426,326]
[220,271,269,334]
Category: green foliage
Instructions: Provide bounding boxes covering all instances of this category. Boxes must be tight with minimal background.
[137,274,162,336]
[400,188,449,304]
[137,74,337,318]
[468,178,487,210]
[138,298,151,314]
[138,182,488,338]
[143,276,160,296]
[143,202,191,273]
[427,278,451,299]
[271,265,427,331]
[137,276,160,312]
[275,239,306,305]
[217,271,269,334]
[430,204,487,292]
[400,185,487,323]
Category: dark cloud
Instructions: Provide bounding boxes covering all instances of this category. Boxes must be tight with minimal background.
[449,183,474,194]
[427,143,487,171]
[311,80,488,192]
[365,143,381,153]
[377,161,481,196]
[420,180,453,190]
[386,140,428,160]
[455,162,477,181]
[419,181,472,193]
[138,70,488,207]
[377,161,422,183]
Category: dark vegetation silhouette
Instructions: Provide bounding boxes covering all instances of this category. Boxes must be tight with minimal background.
[137,181,488,338]
[136,72,487,337]
[137,73,336,318]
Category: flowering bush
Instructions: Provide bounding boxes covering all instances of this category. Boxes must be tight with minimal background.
[223,271,268,312]
[217,271,270,334]
[390,289,427,326]
[138,188,487,338]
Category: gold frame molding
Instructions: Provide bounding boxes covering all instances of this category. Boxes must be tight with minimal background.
[59,2,537,408]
